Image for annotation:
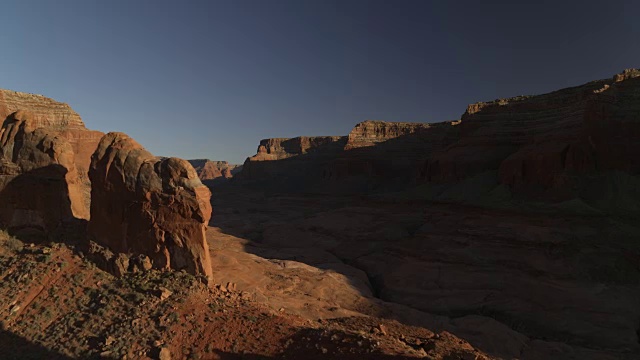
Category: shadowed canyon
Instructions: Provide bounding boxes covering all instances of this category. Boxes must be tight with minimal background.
[1,70,639,359]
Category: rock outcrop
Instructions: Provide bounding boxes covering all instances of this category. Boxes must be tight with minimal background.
[187,159,240,182]
[344,120,435,149]
[0,90,85,128]
[253,136,347,161]
[237,136,348,187]
[88,132,213,279]
[0,90,103,238]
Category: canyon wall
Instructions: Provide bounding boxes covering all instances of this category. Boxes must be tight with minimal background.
[0,90,103,237]
[236,69,640,210]
[0,90,85,128]
[237,121,460,193]
[254,136,346,160]
[237,136,348,186]
[422,69,640,190]
[411,69,640,213]
[344,120,437,149]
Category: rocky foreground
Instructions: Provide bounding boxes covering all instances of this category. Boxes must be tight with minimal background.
[0,232,489,359]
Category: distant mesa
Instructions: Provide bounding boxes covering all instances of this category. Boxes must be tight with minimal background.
[344,120,436,150]
[236,119,460,193]
[187,159,241,184]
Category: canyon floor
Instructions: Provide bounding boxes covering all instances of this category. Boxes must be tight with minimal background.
[1,180,639,360]
[207,182,640,360]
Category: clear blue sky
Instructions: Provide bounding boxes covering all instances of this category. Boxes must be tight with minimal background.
[1,0,638,164]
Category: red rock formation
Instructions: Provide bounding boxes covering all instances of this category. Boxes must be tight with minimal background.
[88,132,213,279]
[188,159,239,181]
[422,69,640,195]
[252,136,346,161]
[237,136,347,185]
[0,90,85,128]
[237,122,459,191]
[0,90,103,237]
[0,90,103,173]
[344,120,435,150]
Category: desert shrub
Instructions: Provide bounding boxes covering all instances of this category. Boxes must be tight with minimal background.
[0,230,24,253]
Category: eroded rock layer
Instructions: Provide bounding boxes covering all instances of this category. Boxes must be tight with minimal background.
[255,136,347,160]
[238,121,460,193]
[423,69,640,193]
[0,90,103,237]
[0,90,85,128]
[88,132,213,278]
[345,120,435,149]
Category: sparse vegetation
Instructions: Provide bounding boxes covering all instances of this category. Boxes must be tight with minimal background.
[0,229,23,254]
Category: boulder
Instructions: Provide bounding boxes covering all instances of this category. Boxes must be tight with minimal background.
[88,132,213,279]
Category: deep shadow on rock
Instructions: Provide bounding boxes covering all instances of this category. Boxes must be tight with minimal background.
[211,100,640,359]
[0,328,73,360]
[0,164,76,243]
[212,180,640,360]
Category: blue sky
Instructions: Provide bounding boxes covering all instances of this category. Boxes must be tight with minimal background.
[1,0,638,163]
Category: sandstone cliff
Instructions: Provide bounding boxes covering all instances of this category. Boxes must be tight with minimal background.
[254,136,347,160]
[0,90,103,238]
[237,136,348,186]
[419,68,640,207]
[345,120,436,149]
[89,132,213,278]
[237,69,640,212]
[329,120,460,183]
[0,90,85,129]
[238,121,459,193]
